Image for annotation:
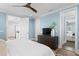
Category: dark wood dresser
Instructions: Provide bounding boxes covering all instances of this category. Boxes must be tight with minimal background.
[38,35,58,50]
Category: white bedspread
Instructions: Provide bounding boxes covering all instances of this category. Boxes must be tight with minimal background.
[6,39,55,56]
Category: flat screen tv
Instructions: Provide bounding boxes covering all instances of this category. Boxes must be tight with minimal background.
[42,28,51,35]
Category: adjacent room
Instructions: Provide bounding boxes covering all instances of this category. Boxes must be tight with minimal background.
[0,3,79,56]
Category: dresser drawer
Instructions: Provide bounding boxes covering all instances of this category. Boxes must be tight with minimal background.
[38,35,58,50]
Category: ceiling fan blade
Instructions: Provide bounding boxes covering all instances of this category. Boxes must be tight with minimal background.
[23,3,31,7]
[13,3,37,13]
[27,6,37,13]
[13,5,24,7]
[27,3,31,6]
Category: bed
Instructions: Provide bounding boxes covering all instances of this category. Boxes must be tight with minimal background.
[6,39,55,56]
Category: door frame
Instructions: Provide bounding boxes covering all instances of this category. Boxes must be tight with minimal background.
[59,7,77,52]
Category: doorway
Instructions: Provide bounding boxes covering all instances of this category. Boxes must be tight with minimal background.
[7,15,16,40]
[15,17,29,40]
[63,14,75,51]
[7,15,29,40]
[60,8,77,52]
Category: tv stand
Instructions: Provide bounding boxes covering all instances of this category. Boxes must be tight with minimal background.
[38,35,58,50]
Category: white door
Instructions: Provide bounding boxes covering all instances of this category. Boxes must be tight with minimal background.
[60,7,77,49]
[7,15,29,40]
[16,18,29,40]
[7,15,16,40]
[65,15,75,42]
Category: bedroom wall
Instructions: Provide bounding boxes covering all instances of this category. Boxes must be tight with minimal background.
[40,12,60,36]
[77,6,79,50]
[29,6,79,52]
[29,17,35,39]
[0,12,6,40]
[35,17,41,41]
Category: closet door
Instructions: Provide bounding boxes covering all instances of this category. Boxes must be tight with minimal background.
[16,17,29,40]
[19,18,29,39]
[7,15,16,40]
[7,15,29,40]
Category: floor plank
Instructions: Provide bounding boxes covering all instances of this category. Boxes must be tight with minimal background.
[54,48,79,56]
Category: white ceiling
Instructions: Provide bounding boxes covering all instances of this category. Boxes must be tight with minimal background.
[0,3,77,17]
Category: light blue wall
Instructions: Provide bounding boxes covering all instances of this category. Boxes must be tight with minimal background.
[0,12,6,40]
[39,6,79,50]
[77,6,79,49]
[40,12,60,36]
[29,17,35,39]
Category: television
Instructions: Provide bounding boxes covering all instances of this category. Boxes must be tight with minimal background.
[42,28,51,35]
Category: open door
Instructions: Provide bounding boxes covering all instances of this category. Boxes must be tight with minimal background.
[60,8,77,52]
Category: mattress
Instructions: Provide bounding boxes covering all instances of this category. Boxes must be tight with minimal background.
[6,39,55,56]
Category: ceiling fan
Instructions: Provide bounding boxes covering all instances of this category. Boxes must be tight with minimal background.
[13,3,37,13]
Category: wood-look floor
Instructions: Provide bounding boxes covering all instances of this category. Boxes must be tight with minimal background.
[0,41,7,56]
[0,40,79,56]
[62,41,75,51]
[54,48,79,56]
[54,41,79,56]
